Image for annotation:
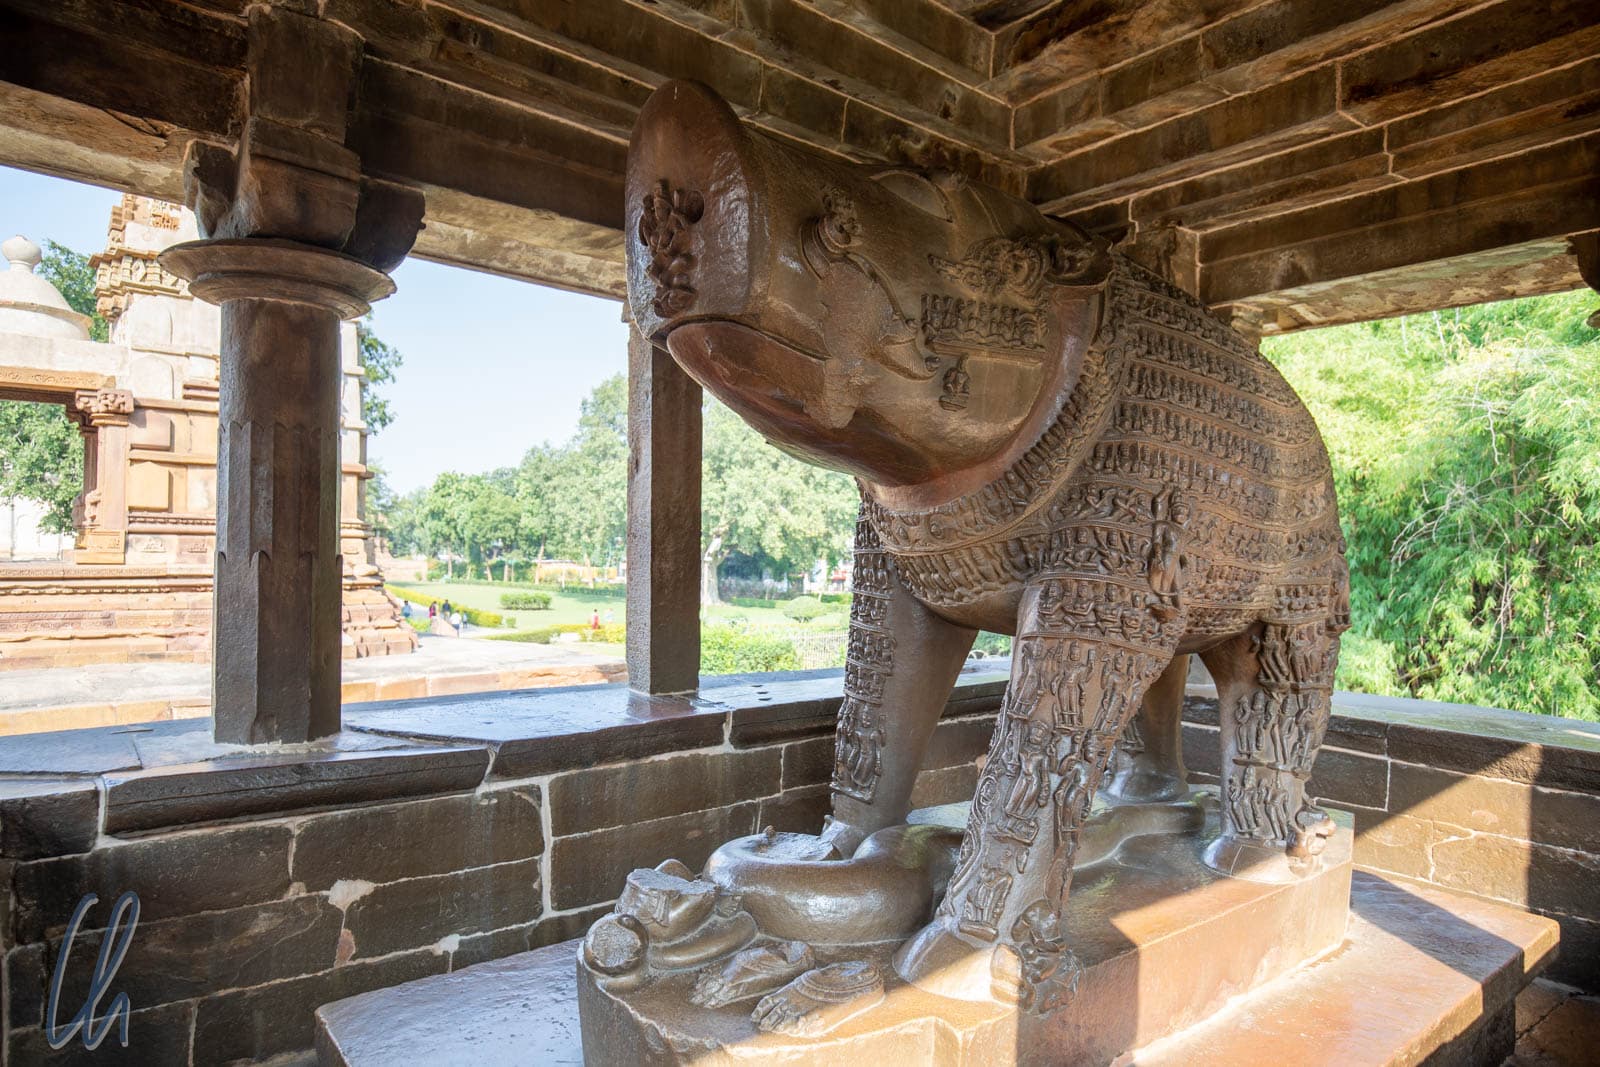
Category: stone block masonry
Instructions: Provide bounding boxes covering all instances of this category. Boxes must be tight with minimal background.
[0,667,1004,1064]
[0,665,1595,1062]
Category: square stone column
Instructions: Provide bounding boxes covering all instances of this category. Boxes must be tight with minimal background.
[625,322,702,694]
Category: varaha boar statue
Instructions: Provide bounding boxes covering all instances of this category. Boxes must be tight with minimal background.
[585,80,1350,1036]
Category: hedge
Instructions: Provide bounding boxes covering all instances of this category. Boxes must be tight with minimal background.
[485,622,624,644]
[500,591,552,611]
[700,624,800,673]
[779,596,832,621]
[387,586,508,628]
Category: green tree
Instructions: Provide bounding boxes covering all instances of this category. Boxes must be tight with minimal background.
[37,240,108,341]
[357,316,402,435]
[534,374,629,565]
[1265,290,1600,721]
[0,402,83,533]
[0,241,105,530]
[700,401,857,601]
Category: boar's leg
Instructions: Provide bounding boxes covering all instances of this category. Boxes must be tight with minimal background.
[896,575,1178,1010]
[1105,653,1190,802]
[1201,615,1341,870]
[821,511,976,856]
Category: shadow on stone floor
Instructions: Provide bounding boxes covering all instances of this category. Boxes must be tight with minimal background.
[1510,980,1600,1067]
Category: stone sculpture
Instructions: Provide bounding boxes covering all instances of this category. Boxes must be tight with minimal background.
[581,80,1349,1054]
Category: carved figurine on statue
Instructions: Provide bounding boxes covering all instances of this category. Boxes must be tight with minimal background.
[578,81,1354,1064]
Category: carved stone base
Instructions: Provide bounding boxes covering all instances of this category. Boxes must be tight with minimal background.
[575,794,1353,1065]
[316,863,1559,1067]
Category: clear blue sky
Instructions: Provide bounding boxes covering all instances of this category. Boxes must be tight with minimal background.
[0,165,627,493]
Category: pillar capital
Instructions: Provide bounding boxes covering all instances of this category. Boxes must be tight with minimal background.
[176,4,424,272]
[71,388,134,428]
[160,238,394,320]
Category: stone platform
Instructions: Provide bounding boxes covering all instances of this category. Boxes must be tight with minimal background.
[576,801,1353,1065]
[0,631,626,735]
[315,869,1556,1067]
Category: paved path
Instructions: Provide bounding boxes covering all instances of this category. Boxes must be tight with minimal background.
[0,634,625,735]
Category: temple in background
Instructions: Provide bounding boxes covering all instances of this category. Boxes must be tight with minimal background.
[0,194,414,669]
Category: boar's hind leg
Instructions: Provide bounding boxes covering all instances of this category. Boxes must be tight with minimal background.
[822,515,976,856]
[1202,618,1341,866]
[1105,653,1190,802]
[897,578,1177,1010]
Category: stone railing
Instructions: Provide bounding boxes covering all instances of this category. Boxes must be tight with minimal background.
[0,664,1594,1063]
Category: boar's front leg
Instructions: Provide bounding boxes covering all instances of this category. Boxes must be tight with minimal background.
[822,512,976,857]
[896,574,1178,1010]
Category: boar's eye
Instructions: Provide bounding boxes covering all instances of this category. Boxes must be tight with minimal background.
[869,169,952,222]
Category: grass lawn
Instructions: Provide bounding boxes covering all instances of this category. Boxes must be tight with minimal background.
[389,581,845,634]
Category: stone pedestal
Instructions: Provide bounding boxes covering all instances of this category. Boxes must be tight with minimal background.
[575,799,1354,1065]
[315,855,1558,1067]
[161,239,394,744]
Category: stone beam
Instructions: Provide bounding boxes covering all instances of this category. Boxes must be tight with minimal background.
[1198,135,1600,307]
[409,191,626,299]
[1028,67,1357,213]
[1225,236,1591,336]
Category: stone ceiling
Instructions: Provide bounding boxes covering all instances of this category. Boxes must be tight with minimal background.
[1,0,1596,333]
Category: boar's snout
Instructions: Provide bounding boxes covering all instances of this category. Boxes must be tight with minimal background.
[626,80,763,342]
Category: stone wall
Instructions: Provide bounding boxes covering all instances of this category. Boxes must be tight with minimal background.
[1,667,1595,1063]
[0,668,1004,1064]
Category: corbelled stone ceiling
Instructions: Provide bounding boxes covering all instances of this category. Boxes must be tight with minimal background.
[1,0,1596,332]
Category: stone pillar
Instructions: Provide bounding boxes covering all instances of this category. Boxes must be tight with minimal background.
[162,242,394,742]
[70,389,134,563]
[625,322,702,695]
[160,4,422,743]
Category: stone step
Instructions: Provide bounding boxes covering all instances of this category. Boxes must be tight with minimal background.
[1128,872,1558,1067]
[315,871,1556,1067]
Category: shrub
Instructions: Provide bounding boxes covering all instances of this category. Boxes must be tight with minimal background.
[500,591,552,611]
[486,621,624,644]
[386,586,509,629]
[700,624,800,674]
[484,629,548,643]
[779,596,831,621]
[973,631,1013,658]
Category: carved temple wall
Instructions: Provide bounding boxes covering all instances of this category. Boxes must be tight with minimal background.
[0,196,414,670]
[0,668,1592,1063]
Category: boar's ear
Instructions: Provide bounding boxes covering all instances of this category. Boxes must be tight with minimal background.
[1045,219,1114,288]
[869,168,954,222]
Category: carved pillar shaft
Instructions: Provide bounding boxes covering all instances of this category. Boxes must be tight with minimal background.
[625,322,703,694]
[163,240,393,743]
[71,389,134,563]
